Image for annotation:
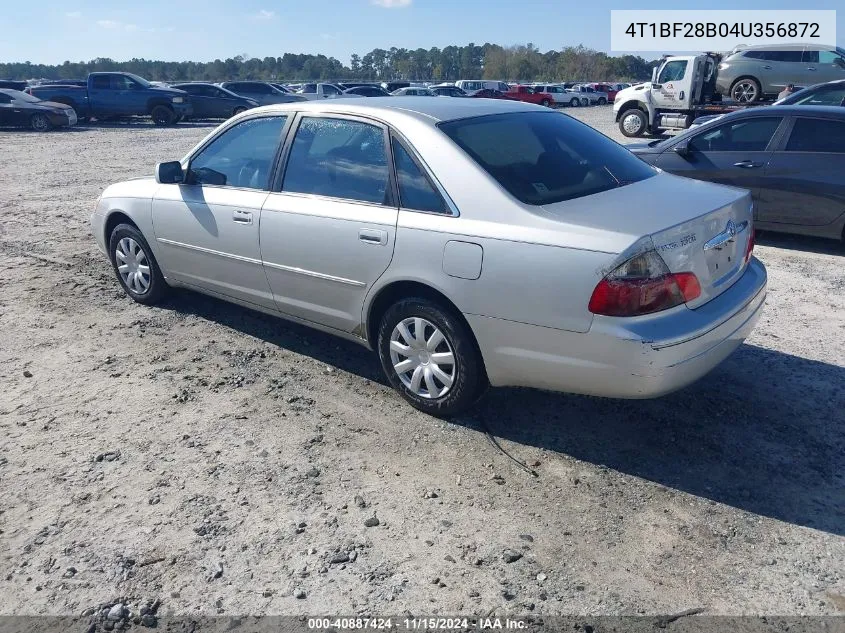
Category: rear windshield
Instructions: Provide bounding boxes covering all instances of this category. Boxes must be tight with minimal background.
[439,111,656,205]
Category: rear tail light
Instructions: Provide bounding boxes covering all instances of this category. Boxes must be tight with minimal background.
[745,229,755,263]
[588,250,701,317]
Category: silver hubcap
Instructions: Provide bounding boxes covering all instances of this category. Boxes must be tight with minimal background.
[622,113,643,134]
[115,237,151,294]
[389,317,456,399]
[33,115,48,131]
[733,81,757,102]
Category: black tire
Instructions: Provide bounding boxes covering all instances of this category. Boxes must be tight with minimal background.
[108,223,168,305]
[150,105,175,126]
[569,96,580,107]
[730,77,761,103]
[232,106,248,117]
[598,97,607,105]
[540,98,551,107]
[618,108,648,137]
[30,113,51,132]
[377,298,486,417]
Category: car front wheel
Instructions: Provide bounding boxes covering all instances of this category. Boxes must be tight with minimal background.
[619,109,648,137]
[108,223,168,305]
[377,298,486,417]
[30,113,52,132]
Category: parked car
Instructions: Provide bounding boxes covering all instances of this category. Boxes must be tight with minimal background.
[391,87,435,96]
[92,99,766,416]
[0,80,28,91]
[28,72,191,125]
[471,88,509,99]
[570,84,608,105]
[170,83,258,119]
[343,85,391,97]
[630,106,845,242]
[219,81,306,105]
[504,85,555,107]
[269,83,294,94]
[296,83,346,100]
[715,44,845,103]
[429,85,468,97]
[533,84,580,107]
[690,79,845,129]
[0,88,78,131]
[454,80,511,96]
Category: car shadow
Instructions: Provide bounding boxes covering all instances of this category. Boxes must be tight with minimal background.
[757,230,844,256]
[162,289,845,536]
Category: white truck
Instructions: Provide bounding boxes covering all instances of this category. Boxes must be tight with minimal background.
[295,83,351,100]
[613,53,758,138]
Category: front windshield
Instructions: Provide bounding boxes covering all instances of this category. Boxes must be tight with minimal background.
[125,73,151,88]
[12,91,41,103]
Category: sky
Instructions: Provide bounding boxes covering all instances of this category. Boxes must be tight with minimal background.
[1,0,842,65]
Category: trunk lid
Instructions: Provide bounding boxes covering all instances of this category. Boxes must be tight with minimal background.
[539,172,753,307]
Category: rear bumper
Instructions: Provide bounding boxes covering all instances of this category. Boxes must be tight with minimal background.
[468,257,767,399]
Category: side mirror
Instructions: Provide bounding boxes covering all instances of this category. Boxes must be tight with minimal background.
[673,140,690,158]
[155,161,184,184]
[651,66,658,83]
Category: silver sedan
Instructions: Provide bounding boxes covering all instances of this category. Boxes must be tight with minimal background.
[91,98,767,416]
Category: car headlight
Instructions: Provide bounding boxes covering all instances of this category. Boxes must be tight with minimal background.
[172,96,184,103]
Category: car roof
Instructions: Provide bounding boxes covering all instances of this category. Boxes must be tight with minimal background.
[722,104,845,119]
[239,96,540,125]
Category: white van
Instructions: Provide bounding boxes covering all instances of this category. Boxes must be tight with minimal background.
[454,80,510,95]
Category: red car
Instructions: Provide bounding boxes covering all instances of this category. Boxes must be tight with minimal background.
[504,85,555,107]
[590,83,619,103]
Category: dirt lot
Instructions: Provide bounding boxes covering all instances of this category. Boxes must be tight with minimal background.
[0,110,843,623]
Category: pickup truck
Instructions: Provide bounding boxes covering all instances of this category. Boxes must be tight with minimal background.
[504,85,556,107]
[295,83,347,100]
[28,72,192,125]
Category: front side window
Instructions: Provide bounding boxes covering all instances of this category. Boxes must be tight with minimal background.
[688,117,781,152]
[112,75,137,90]
[391,137,447,213]
[658,60,688,83]
[322,84,341,95]
[283,117,389,205]
[439,111,656,205]
[188,116,287,189]
[785,118,845,153]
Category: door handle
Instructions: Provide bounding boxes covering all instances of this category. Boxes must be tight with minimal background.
[358,228,388,245]
[733,160,761,169]
[762,65,772,70]
[232,210,253,224]
[807,67,817,71]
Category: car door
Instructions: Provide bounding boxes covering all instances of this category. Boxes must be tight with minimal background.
[758,116,845,228]
[151,115,289,308]
[655,115,786,206]
[650,59,691,109]
[259,114,398,333]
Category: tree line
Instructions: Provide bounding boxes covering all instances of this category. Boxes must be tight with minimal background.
[0,44,659,83]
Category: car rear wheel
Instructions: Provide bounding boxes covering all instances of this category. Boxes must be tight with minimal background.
[232,106,248,116]
[30,113,51,132]
[568,97,579,107]
[108,223,168,305]
[377,298,486,417]
[541,98,551,107]
[730,77,761,103]
[150,105,175,126]
[619,109,648,137]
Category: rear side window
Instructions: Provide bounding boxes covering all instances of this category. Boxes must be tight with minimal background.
[391,138,447,213]
[439,111,656,205]
[283,117,389,205]
[689,117,781,152]
[788,87,845,106]
[785,118,845,153]
[91,75,110,89]
[188,116,287,189]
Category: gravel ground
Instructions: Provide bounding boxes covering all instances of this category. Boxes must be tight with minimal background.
[0,112,843,623]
